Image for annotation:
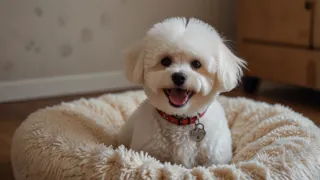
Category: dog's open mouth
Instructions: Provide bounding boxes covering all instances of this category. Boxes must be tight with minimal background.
[163,88,195,108]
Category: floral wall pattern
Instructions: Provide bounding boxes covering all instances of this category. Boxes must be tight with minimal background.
[0,0,235,82]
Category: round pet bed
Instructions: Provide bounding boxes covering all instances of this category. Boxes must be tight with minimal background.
[11,90,320,179]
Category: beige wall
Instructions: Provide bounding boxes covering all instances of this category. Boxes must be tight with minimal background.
[0,0,237,82]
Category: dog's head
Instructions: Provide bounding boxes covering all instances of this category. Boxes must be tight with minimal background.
[124,17,246,116]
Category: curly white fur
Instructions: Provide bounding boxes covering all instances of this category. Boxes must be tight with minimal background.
[118,17,246,168]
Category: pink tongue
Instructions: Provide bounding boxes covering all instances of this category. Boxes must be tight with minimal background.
[169,89,188,106]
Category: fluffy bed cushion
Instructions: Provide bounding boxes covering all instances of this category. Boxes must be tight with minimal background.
[11,90,320,179]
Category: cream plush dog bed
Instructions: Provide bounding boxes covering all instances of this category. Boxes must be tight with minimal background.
[11,90,320,179]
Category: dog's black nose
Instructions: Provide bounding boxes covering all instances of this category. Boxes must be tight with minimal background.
[172,72,187,86]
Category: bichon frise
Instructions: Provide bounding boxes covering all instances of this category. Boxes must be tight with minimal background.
[118,17,246,168]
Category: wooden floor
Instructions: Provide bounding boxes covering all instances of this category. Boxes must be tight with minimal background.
[0,85,319,179]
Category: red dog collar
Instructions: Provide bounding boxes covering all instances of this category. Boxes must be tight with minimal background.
[156,109,206,126]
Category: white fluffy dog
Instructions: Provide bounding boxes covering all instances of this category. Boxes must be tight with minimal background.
[118,17,246,168]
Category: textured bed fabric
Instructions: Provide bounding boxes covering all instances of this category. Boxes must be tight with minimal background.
[11,90,320,180]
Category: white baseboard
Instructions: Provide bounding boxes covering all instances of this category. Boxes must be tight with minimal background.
[0,71,138,103]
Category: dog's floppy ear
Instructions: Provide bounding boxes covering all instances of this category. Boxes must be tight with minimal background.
[216,43,246,92]
[124,40,145,84]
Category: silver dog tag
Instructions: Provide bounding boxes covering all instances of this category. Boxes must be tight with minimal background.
[190,123,206,142]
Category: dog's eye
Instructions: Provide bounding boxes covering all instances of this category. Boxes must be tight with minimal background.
[191,60,201,69]
[161,57,172,67]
